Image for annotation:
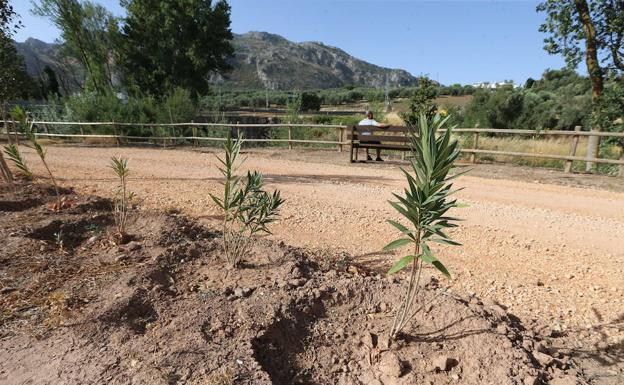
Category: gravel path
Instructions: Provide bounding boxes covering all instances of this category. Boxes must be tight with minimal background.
[19,145,624,335]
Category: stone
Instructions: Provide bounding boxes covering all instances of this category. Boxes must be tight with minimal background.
[115,254,128,263]
[234,287,252,298]
[126,241,142,251]
[550,375,581,385]
[523,375,538,385]
[430,356,457,372]
[533,351,554,367]
[377,352,402,378]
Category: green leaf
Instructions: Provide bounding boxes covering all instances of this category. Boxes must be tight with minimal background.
[387,220,412,237]
[383,238,412,251]
[388,254,416,275]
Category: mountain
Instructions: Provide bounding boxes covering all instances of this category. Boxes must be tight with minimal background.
[15,38,84,95]
[215,31,418,89]
[15,32,418,91]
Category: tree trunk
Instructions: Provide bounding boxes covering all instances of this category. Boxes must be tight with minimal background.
[575,0,603,171]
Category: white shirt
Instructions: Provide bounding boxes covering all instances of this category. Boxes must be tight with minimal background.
[358,118,379,135]
[358,118,380,126]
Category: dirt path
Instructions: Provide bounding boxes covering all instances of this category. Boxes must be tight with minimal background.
[19,146,624,337]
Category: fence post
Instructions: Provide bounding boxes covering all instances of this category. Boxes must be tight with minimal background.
[585,129,599,172]
[470,131,480,164]
[112,122,120,147]
[191,120,198,147]
[236,121,240,139]
[619,150,624,177]
[564,125,581,173]
[288,121,293,150]
[80,126,86,144]
[338,127,345,152]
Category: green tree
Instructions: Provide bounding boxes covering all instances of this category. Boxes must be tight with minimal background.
[32,0,118,94]
[401,76,438,125]
[537,0,624,165]
[118,0,234,97]
[42,65,61,97]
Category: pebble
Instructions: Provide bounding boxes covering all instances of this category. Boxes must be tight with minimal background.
[430,356,456,372]
[234,287,252,298]
[377,352,402,378]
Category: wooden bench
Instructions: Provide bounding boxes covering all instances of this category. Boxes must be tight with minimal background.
[348,125,412,163]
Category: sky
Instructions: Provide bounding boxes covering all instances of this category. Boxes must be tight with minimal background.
[12,0,569,86]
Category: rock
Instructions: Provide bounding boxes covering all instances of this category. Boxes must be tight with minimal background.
[115,254,128,263]
[377,352,402,378]
[234,287,252,298]
[288,278,306,288]
[490,304,508,318]
[550,375,581,385]
[430,356,457,372]
[523,375,538,385]
[126,241,142,251]
[87,235,98,244]
[362,332,377,349]
[533,351,553,367]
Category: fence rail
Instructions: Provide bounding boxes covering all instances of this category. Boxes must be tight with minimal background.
[1,120,623,170]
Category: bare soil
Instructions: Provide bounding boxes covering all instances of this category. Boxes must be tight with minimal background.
[0,182,581,385]
[1,144,623,384]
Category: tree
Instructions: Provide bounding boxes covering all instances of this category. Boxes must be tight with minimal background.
[401,76,438,126]
[42,65,61,97]
[537,0,624,167]
[32,0,118,94]
[117,0,234,97]
[1,0,24,183]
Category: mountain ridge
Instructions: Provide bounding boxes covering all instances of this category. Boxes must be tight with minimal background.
[15,31,418,92]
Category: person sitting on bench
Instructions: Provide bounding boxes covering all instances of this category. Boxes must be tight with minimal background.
[358,111,389,161]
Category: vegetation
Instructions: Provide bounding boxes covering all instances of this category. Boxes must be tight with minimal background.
[110,156,133,243]
[117,0,234,96]
[210,134,284,268]
[32,0,118,94]
[384,113,464,339]
[537,0,624,164]
[14,106,62,208]
[401,76,438,125]
[3,144,32,180]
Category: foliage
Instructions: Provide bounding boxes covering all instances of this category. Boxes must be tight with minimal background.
[42,65,61,97]
[1,1,39,103]
[13,106,62,208]
[32,0,118,94]
[401,76,438,125]
[209,134,284,268]
[458,69,592,130]
[118,0,234,96]
[537,0,623,74]
[384,113,464,339]
[109,156,133,241]
[597,78,624,148]
[301,92,322,111]
[3,144,32,180]
[286,92,302,123]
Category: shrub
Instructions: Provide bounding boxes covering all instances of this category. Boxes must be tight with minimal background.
[110,156,133,243]
[210,134,284,268]
[3,144,32,180]
[384,113,465,339]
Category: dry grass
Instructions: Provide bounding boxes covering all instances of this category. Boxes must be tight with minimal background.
[457,135,621,170]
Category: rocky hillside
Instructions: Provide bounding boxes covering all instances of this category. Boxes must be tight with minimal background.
[216,31,417,89]
[15,32,418,91]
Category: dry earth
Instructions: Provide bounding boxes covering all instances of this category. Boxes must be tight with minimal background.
[7,144,624,383]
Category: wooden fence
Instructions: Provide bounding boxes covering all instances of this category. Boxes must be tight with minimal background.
[2,120,623,172]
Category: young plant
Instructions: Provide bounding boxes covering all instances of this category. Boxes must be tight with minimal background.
[384,113,465,339]
[4,144,32,180]
[110,157,133,243]
[210,134,284,268]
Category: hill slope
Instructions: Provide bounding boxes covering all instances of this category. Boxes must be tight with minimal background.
[15,32,418,91]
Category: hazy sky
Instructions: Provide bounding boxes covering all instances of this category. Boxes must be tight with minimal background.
[12,0,569,85]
